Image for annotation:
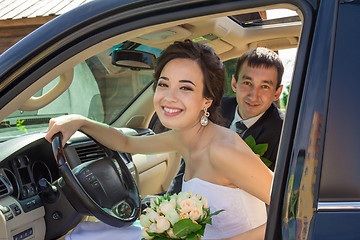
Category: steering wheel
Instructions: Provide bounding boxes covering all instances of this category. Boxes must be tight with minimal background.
[51,132,141,228]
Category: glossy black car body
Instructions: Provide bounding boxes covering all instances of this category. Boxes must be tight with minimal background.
[1,0,360,239]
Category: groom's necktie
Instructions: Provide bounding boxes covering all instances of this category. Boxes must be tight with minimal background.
[235,121,247,136]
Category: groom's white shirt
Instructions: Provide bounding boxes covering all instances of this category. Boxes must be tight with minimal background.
[229,105,264,132]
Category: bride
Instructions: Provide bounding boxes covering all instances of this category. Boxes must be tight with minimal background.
[46,39,273,240]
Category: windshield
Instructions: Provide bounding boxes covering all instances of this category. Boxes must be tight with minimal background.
[0,42,162,140]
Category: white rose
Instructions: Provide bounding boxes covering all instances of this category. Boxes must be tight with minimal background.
[159,202,175,215]
[188,191,195,198]
[146,208,160,222]
[149,223,158,233]
[155,216,170,233]
[189,207,202,221]
[141,228,153,240]
[169,197,176,208]
[176,192,188,207]
[202,197,209,209]
[178,191,192,199]
[190,196,202,208]
[179,199,196,213]
[180,211,189,220]
[140,214,152,228]
[177,196,186,208]
[150,196,160,209]
[169,193,178,201]
[165,208,180,225]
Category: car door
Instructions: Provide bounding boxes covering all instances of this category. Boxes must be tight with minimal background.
[267,0,360,239]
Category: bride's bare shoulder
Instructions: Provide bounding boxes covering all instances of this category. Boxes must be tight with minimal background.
[209,128,252,163]
[211,124,247,148]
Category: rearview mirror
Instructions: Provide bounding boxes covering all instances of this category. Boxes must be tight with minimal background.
[111,49,156,70]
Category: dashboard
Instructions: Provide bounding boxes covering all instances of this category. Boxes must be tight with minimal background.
[0,129,144,240]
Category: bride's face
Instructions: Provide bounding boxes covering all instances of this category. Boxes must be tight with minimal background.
[153,58,211,130]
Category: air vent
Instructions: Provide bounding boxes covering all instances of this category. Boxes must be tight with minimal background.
[0,176,10,198]
[75,143,106,162]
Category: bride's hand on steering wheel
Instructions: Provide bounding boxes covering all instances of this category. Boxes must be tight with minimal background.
[46,114,86,146]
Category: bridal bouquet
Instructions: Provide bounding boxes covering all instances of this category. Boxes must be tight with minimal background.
[140,191,223,240]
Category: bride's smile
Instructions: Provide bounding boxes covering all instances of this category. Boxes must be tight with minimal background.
[162,106,183,116]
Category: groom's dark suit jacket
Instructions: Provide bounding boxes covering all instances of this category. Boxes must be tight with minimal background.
[165,96,284,195]
[221,96,284,168]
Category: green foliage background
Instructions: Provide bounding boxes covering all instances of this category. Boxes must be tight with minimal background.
[223,58,237,97]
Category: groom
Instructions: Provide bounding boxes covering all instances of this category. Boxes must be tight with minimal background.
[165,47,284,195]
[223,47,284,170]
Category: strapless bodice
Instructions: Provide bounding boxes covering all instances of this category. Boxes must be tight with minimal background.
[182,178,267,239]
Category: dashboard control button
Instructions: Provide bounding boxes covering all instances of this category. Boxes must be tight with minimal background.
[10,203,21,216]
[5,213,13,221]
[52,211,62,220]
[22,186,28,198]
[13,228,33,240]
[0,206,10,213]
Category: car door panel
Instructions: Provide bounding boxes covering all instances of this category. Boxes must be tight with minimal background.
[312,212,360,240]
[314,1,360,239]
[279,0,338,238]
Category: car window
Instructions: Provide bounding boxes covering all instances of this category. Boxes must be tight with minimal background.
[0,42,162,138]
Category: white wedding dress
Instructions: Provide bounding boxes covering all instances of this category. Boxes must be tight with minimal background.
[66,178,267,240]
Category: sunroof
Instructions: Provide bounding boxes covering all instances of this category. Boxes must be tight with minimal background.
[231,9,300,28]
[266,9,298,19]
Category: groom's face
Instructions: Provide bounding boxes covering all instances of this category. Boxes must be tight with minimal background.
[231,62,283,120]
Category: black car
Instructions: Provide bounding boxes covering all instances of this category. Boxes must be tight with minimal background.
[0,0,359,239]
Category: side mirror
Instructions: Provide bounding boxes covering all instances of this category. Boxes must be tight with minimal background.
[111,49,156,70]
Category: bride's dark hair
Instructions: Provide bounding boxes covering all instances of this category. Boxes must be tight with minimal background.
[153,39,225,125]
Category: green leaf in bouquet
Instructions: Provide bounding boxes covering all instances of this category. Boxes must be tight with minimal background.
[173,219,202,238]
[244,135,256,149]
[142,238,171,240]
[185,232,202,240]
[146,232,160,237]
[201,209,224,225]
[163,194,171,201]
[195,226,205,236]
[185,225,206,240]
[198,209,209,223]
[209,209,224,217]
[261,157,272,167]
[253,143,268,156]
[201,217,212,225]
[145,232,172,240]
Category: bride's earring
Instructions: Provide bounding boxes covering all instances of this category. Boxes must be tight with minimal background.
[200,107,210,126]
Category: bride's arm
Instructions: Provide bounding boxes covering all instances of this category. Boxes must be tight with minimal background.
[212,139,273,204]
[45,114,177,154]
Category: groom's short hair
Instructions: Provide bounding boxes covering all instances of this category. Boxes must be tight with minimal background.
[234,47,284,89]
